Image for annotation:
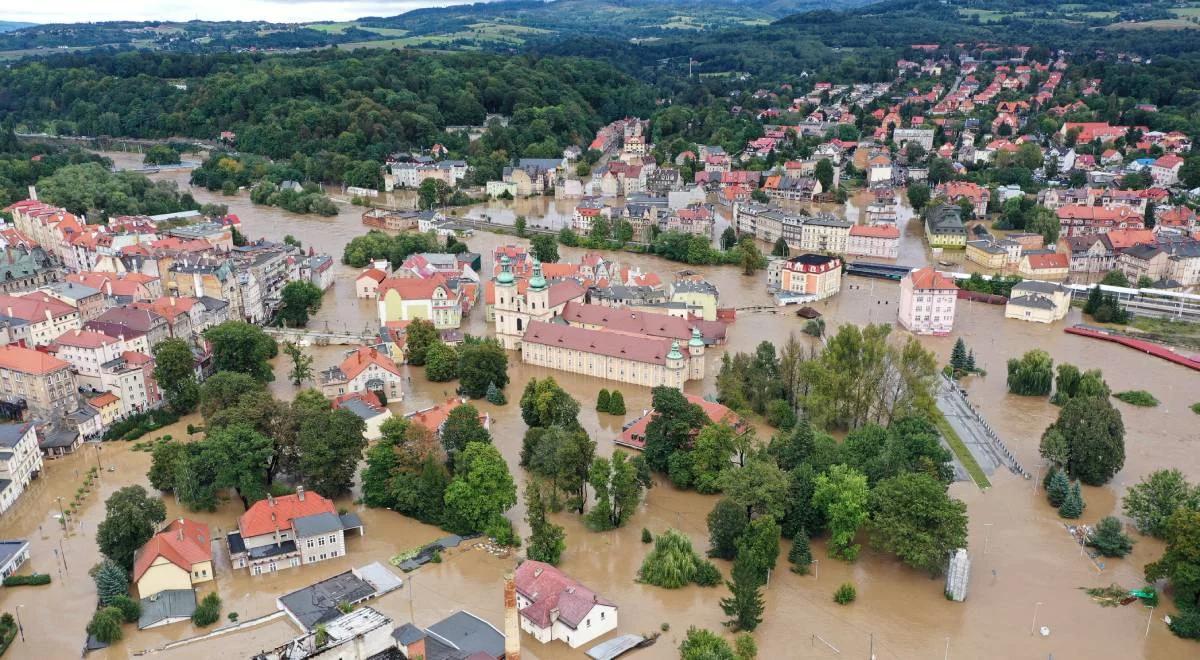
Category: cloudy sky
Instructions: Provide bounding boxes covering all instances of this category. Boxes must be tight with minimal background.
[7,1,486,24]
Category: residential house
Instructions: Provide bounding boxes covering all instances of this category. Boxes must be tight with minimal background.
[51,329,128,389]
[100,351,161,417]
[356,266,388,299]
[1118,244,1171,283]
[227,488,364,575]
[132,518,214,599]
[936,182,990,217]
[332,391,393,441]
[1064,235,1115,273]
[925,204,968,248]
[132,297,199,339]
[38,426,82,458]
[669,280,719,321]
[68,271,162,302]
[616,394,747,450]
[319,346,404,403]
[37,281,107,321]
[799,217,853,254]
[1151,155,1184,187]
[898,267,957,335]
[0,345,77,421]
[392,611,506,660]
[772,254,843,301]
[404,398,492,440]
[965,240,1009,269]
[1018,253,1070,279]
[376,276,462,329]
[514,561,618,648]
[1005,281,1071,323]
[847,224,900,259]
[85,306,169,355]
[0,540,30,580]
[0,294,81,346]
[1057,205,1144,238]
[0,423,42,515]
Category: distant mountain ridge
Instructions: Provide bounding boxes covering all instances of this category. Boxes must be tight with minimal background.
[0,21,37,33]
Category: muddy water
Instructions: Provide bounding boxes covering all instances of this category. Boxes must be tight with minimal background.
[0,154,1196,658]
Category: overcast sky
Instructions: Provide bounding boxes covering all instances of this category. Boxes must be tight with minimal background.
[6,1,486,24]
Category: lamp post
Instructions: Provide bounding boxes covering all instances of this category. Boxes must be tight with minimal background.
[94,443,103,471]
[1030,601,1043,636]
[1145,605,1154,639]
[54,496,67,532]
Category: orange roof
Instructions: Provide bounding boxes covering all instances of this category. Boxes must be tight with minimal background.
[906,267,958,290]
[405,398,465,434]
[238,491,336,539]
[55,329,121,349]
[0,344,70,375]
[618,394,746,449]
[1023,253,1069,270]
[132,518,212,582]
[89,391,120,408]
[338,346,403,381]
[0,294,76,322]
[133,296,198,322]
[849,224,900,239]
[357,268,387,283]
[377,275,449,300]
[1104,229,1156,251]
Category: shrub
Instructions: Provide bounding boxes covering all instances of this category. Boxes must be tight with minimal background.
[765,399,796,430]
[87,607,124,643]
[110,595,142,623]
[693,560,722,587]
[608,391,626,415]
[486,517,521,547]
[1168,608,1200,639]
[638,529,714,589]
[1192,403,1200,415]
[192,592,222,627]
[642,528,653,544]
[228,612,239,622]
[1114,390,1159,407]
[1088,517,1134,558]
[597,389,611,413]
[833,583,857,605]
[2,573,50,586]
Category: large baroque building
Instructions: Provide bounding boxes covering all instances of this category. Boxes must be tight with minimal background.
[492,258,586,350]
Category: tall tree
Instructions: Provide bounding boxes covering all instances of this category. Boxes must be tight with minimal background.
[771,237,789,257]
[1145,509,1200,616]
[404,319,439,366]
[425,341,459,382]
[457,337,508,398]
[525,482,566,565]
[812,464,870,561]
[1007,349,1054,396]
[735,515,782,584]
[442,404,491,461]
[199,371,265,420]
[718,457,789,521]
[1045,395,1125,486]
[278,280,323,327]
[203,321,278,382]
[721,226,738,251]
[153,338,199,414]
[721,552,766,632]
[93,559,130,605]
[642,386,709,473]
[282,341,314,386]
[586,451,649,530]
[868,473,968,575]
[530,234,559,263]
[520,377,582,429]
[207,424,275,508]
[1123,469,1199,539]
[97,486,167,571]
[295,393,367,497]
[706,497,749,560]
[147,440,186,492]
[524,425,595,514]
[443,441,517,535]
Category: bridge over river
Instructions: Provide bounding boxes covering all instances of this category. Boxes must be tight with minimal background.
[263,326,378,346]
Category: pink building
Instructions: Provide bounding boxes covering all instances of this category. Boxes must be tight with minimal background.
[898,267,958,336]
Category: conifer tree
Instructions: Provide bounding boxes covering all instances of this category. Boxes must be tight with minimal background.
[597,389,611,413]
[1058,481,1085,519]
[950,338,968,371]
[788,532,813,575]
[485,382,506,405]
[965,350,976,372]
[93,560,129,606]
[720,554,766,631]
[1047,469,1070,508]
[609,390,626,415]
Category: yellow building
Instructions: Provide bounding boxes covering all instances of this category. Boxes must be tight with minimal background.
[965,240,1007,269]
[376,275,462,329]
[132,518,214,599]
[88,391,122,428]
[669,280,719,321]
[925,204,968,249]
[520,321,704,389]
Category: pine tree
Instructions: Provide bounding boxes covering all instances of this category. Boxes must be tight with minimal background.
[485,382,506,405]
[609,390,626,415]
[788,532,813,575]
[93,559,129,606]
[525,483,566,565]
[1084,285,1103,315]
[950,338,968,371]
[1058,481,1085,519]
[720,555,765,632]
[965,350,976,372]
[1046,470,1070,508]
[597,389,611,413]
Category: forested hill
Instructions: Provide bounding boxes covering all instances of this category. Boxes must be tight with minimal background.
[0,49,654,187]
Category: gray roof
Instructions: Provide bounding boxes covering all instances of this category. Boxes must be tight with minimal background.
[42,281,101,301]
[426,611,506,660]
[279,571,378,630]
[198,296,229,312]
[340,512,364,532]
[138,589,197,629]
[967,240,1006,255]
[39,429,79,449]
[0,424,30,449]
[0,539,28,570]
[340,397,387,421]
[1124,243,1163,260]
[393,623,425,645]
[292,512,346,538]
[1012,280,1066,295]
[1008,295,1056,310]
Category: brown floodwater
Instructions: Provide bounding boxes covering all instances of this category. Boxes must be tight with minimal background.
[0,153,1196,658]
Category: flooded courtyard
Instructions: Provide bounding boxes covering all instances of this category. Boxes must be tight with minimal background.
[0,156,1196,658]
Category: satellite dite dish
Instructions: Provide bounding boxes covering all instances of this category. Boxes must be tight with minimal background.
[1040,626,1051,637]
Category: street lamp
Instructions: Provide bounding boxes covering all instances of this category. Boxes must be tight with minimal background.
[94,443,103,471]
[1030,601,1043,635]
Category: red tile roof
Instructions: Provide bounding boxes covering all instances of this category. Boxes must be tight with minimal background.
[559,302,694,341]
[617,394,746,450]
[0,294,76,322]
[357,268,387,283]
[906,267,958,290]
[514,561,614,630]
[89,391,120,408]
[849,224,900,239]
[377,275,450,300]
[1023,253,1069,270]
[55,329,122,349]
[238,491,337,539]
[1104,229,1156,251]
[523,320,677,366]
[338,346,403,381]
[132,518,212,582]
[0,344,70,375]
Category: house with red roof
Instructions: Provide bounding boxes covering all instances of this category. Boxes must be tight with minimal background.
[227,487,364,575]
[377,274,462,329]
[514,561,617,648]
[133,518,214,599]
[404,397,492,438]
[319,346,404,403]
[617,393,747,451]
[1151,154,1184,187]
[1018,252,1069,279]
[898,267,957,335]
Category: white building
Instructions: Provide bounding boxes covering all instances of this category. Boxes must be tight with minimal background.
[514,560,617,649]
[0,423,43,515]
[1004,280,1071,323]
[898,266,958,336]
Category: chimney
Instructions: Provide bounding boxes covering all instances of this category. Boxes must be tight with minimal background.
[504,572,520,660]
[296,485,305,502]
[27,185,37,201]
[407,636,426,660]
[267,493,275,507]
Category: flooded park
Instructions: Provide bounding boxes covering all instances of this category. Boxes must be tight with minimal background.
[0,153,1196,659]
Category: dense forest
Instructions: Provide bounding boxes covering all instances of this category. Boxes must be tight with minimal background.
[0,49,655,186]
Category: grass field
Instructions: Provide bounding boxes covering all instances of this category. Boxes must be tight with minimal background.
[1109,18,1200,30]
[933,411,992,490]
[959,8,1010,23]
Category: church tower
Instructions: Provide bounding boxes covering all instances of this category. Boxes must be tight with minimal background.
[687,327,705,381]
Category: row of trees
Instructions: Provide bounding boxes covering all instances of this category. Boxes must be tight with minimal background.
[341,229,448,268]
[408,324,510,399]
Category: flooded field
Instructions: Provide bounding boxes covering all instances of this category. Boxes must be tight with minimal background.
[0,155,1196,658]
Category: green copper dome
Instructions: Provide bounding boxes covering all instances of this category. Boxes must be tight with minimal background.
[497,255,514,285]
[688,327,704,348]
[667,340,684,361]
[529,258,547,291]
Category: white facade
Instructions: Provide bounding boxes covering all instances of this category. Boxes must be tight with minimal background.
[0,424,43,515]
[898,268,957,336]
[517,597,618,649]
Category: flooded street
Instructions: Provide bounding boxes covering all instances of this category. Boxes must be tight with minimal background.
[0,154,1196,658]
